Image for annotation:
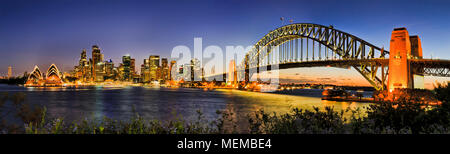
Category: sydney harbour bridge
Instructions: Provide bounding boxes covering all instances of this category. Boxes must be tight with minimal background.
[212,23,450,95]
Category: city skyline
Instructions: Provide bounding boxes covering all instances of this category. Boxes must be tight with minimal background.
[1,0,450,87]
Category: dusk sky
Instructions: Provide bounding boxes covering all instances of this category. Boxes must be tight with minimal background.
[1,0,449,87]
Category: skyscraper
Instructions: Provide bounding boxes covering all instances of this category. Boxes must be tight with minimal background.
[140,64,146,82]
[105,59,114,80]
[190,58,201,81]
[142,59,150,83]
[7,66,12,78]
[168,60,176,81]
[79,49,87,66]
[91,45,102,81]
[92,45,101,65]
[161,58,169,81]
[149,55,160,81]
[95,61,105,82]
[183,63,191,81]
[122,55,131,81]
[131,58,136,76]
[76,49,90,82]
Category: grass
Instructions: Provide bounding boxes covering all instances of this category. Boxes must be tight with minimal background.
[0,82,449,134]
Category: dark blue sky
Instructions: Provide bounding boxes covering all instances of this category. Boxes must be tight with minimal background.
[1,0,450,76]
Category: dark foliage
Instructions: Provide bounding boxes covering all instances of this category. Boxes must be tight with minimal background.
[0,82,449,134]
[0,76,27,85]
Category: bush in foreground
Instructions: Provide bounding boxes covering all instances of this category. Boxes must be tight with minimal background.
[0,82,449,134]
[247,82,450,134]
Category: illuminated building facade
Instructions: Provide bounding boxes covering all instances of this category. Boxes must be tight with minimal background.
[95,61,106,82]
[131,58,136,77]
[168,60,176,81]
[161,58,169,81]
[122,55,132,81]
[7,66,12,78]
[141,59,150,83]
[73,46,116,82]
[117,63,124,80]
[91,45,102,81]
[104,59,115,80]
[75,49,90,82]
[149,55,160,81]
[182,64,190,80]
[190,58,201,81]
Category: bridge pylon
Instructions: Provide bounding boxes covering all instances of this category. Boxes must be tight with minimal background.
[387,27,424,97]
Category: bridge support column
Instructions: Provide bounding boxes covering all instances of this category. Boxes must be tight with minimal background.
[387,28,414,98]
[409,36,425,89]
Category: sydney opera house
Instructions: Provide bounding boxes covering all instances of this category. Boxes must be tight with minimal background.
[25,64,63,87]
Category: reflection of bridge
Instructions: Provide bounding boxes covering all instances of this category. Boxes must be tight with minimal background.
[212,23,449,94]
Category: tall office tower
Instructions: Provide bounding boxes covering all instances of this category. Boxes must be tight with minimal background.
[183,63,191,81]
[117,64,124,80]
[92,45,101,64]
[149,55,160,81]
[95,62,105,82]
[91,45,102,81]
[190,58,201,81]
[168,60,176,81]
[142,59,150,83]
[161,58,169,81]
[105,59,114,79]
[7,66,12,78]
[79,49,88,66]
[131,58,136,76]
[88,58,93,81]
[122,55,131,81]
[76,49,89,82]
[140,64,146,82]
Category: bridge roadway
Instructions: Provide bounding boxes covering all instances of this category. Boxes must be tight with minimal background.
[204,59,450,80]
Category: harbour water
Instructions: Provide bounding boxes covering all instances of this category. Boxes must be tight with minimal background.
[0,84,372,124]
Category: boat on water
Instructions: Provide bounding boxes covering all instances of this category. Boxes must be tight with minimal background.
[322,89,374,103]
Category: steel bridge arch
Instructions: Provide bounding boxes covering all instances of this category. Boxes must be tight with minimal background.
[242,23,390,90]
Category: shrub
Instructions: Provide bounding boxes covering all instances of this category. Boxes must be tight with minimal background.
[1,83,450,134]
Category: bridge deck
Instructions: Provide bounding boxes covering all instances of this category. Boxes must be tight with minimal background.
[205,59,449,78]
[410,59,450,68]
